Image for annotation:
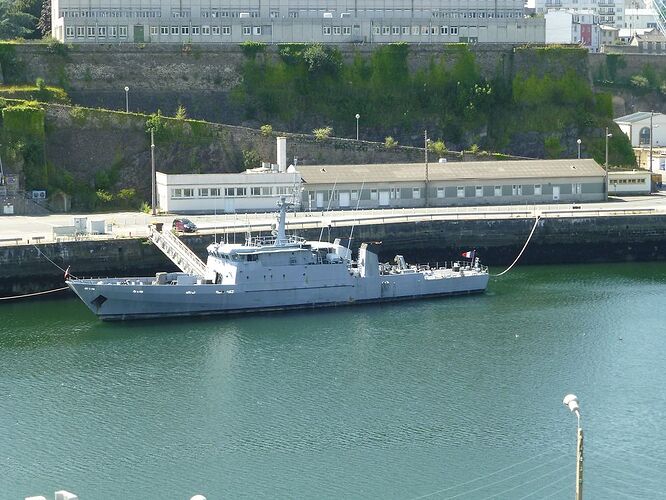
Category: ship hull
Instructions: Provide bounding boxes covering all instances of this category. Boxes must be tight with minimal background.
[67,271,489,321]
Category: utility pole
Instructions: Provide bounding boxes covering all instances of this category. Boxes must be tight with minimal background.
[649,110,654,173]
[424,129,429,208]
[151,128,156,216]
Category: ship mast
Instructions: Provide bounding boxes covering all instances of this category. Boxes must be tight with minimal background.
[275,197,290,246]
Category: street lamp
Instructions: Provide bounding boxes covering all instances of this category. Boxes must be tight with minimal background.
[355,113,360,141]
[563,394,583,500]
[605,127,612,200]
[150,128,156,216]
[124,86,130,113]
[577,138,582,159]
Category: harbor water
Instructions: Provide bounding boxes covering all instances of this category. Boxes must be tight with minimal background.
[1,263,665,499]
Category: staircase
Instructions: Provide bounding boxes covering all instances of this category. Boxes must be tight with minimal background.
[149,226,208,277]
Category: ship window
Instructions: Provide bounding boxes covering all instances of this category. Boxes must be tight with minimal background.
[251,187,261,196]
[351,190,358,201]
[247,254,257,261]
[370,189,378,200]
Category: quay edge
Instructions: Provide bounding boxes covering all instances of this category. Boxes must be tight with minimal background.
[1,214,665,297]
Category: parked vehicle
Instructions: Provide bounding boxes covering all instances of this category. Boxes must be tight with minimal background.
[172,218,197,233]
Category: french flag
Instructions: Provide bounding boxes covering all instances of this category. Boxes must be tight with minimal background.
[461,250,476,259]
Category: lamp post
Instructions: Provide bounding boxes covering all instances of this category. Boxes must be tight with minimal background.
[150,128,156,216]
[563,394,583,500]
[577,138,582,159]
[424,130,430,208]
[124,86,130,113]
[355,113,360,141]
[605,127,612,201]
[649,110,654,172]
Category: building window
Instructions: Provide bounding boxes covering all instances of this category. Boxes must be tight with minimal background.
[333,26,341,35]
[237,187,247,196]
[440,25,448,34]
[534,184,542,196]
[512,184,522,195]
[451,26,458,35]
[436,187,444,198]
[382,26,390,35]
[66,26,74,37]
[402,26,409,35]
[192,26,200,35]
[351,190,358,201]
[342,26,351,35]
[573,183,582,194]
[412,188,421,199]
[87,26,95,37]
[373,26,380,35]
[392,26,400,35]
[199,188,209,197]
[270,10,279,18]
[109,26,117,37]
[639,126,650,145]
[171,26,179,35]
[225,187,235,197]
[150,26,158,35]
[202,25,210,35]
[253,26,261,35]
[210,188,221,197]
[457,186,465,198]
[475,186,483,197]
[411,26,419,35]
[183,188,194,197]
[494,185,502,197]
[242,26,251,35]
[160,26,168,35]
[181,26,189,35]
[251,187,261,196]
[172,189,182,198]
[261,187,272,195]
[323,26,331,35]
[370,189,378,201]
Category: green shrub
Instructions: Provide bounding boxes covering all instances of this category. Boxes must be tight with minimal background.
[428,139,448,156]
[260,124,273,136]
[630,75,649,89]
[313,126,333,141]
[384,136,398,149]
[175,104,187,120]
[242,149,261,169]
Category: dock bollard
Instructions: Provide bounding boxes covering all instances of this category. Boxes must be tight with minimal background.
[190,496,207,500]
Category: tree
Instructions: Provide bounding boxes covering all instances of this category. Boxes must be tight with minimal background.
[0,0,37,39]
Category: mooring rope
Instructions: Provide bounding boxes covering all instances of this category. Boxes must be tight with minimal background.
[492,215,541,277]
[0,286,71,301]
[32,244,80,279]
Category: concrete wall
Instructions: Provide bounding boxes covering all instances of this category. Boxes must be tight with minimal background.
[3,214,666,296]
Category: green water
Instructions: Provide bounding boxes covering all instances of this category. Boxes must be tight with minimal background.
[1,263,665,499]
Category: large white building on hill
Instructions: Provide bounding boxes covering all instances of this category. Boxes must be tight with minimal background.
[51,0,545,44]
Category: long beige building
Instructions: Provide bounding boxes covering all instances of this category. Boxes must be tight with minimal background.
[156,159,608,214]
[51,0,545,44]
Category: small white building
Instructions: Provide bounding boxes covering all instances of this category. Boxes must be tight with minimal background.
[608,170,652,195]
[615,111,666,171]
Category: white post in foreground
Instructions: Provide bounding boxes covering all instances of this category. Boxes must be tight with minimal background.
[563,394,583,500]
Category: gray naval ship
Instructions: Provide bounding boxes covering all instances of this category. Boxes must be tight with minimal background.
[67,200,489,320]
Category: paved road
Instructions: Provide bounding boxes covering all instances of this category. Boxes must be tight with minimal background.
[1,193,666,246]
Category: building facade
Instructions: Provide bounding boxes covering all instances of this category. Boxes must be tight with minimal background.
[608,170,652,195]
[535,0,632,28]
[51,0,545,44]
[545,10,602,50]
[156,159,608,214]
[615,111,666,172]
[298,159,607,210]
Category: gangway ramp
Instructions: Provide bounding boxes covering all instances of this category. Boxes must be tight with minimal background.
[149,226,207,277]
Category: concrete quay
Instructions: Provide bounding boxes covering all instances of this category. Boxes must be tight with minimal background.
[1,195,666,297]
